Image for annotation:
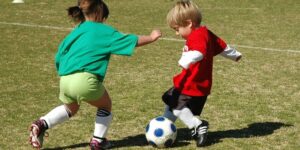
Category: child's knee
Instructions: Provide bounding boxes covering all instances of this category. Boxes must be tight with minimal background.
[64,103,80,117]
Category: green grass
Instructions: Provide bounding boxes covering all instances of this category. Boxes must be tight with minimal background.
[0,0,299,149]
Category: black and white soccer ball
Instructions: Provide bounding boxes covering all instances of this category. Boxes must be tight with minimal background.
[145,116,177,148]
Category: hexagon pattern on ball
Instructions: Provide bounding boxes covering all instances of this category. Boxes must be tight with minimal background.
[145,116,177,148]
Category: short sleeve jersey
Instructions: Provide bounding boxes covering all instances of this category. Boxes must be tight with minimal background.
[173,26,227,96]
[55,21,138,81]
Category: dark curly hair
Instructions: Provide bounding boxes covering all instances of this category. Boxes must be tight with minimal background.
[67,0,109,23]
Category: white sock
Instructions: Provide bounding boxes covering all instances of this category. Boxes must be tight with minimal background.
[40,105,71,129]
[173,107,202,129]
[93,109,113,140]
[163,105,177,122]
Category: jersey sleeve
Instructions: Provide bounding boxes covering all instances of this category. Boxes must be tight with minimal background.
[109,31,138,56]
[178,51,203,69]
[208,30,227,56]
[220,45,242,61]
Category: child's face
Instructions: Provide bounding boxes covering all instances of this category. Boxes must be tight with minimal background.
[172,22,193,40]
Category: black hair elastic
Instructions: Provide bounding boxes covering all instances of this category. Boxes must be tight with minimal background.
[96,0,103,4]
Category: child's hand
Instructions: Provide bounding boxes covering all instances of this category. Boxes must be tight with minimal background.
[150,29,162,42]
[136,30,162,47]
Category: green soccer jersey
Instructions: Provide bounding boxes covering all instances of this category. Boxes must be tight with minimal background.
[55,21,138,81]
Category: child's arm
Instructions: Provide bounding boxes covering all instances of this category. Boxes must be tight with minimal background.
[220,45,242,62]
[136,29,162,47]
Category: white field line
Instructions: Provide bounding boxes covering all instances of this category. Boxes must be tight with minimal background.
[202,7,259,10]
[1,21,299,54]
[0,21,73,31]
[231,45,300,53]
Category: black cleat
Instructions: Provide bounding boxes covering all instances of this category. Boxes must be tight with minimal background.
[191,120,209,147]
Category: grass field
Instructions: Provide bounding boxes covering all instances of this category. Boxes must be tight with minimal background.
[0,0,299,149]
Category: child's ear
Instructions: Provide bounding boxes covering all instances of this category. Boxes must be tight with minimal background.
[186,20,193,28]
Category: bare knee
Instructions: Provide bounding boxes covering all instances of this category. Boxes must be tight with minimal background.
[87,90,112,112]
[64,103,80,117]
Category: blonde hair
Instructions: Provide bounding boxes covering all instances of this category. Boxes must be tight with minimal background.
[166,0,202,28]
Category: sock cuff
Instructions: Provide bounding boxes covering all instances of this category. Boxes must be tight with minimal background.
[96,109,111,117]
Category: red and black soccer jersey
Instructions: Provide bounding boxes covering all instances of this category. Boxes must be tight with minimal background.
[173,26,227,96]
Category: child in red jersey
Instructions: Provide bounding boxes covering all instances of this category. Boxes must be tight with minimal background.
[162,0,242,147]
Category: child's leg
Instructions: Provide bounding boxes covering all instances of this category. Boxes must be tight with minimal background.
[162,87,209,146]
[163,105,177,122]
[29,103,77,149]
[173,106,208,147]
[162,88,202,129]
[186,96,208,147]
[41,103,76,128]
[93,108,112,140]
[87,90,112,142]
[173,107,202,129]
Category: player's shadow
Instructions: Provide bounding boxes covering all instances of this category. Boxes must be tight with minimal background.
[109,133,190,148]
[203,122,292,146]
[42,122,291,149]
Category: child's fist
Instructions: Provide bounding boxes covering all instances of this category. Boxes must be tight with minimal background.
[150,29,162,41]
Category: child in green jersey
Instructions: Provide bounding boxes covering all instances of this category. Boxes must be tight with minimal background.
[28,0,161,149]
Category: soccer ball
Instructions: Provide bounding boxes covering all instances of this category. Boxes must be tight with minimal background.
[145,116,177,148]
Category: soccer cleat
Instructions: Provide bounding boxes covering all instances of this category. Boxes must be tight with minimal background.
[29,119,48,149]
[90,138,112,150]
[191,120,209,147]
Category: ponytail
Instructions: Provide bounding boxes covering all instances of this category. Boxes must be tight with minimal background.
[68,0,109,23]
[67,6,85,23]
[102,1,109,19]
